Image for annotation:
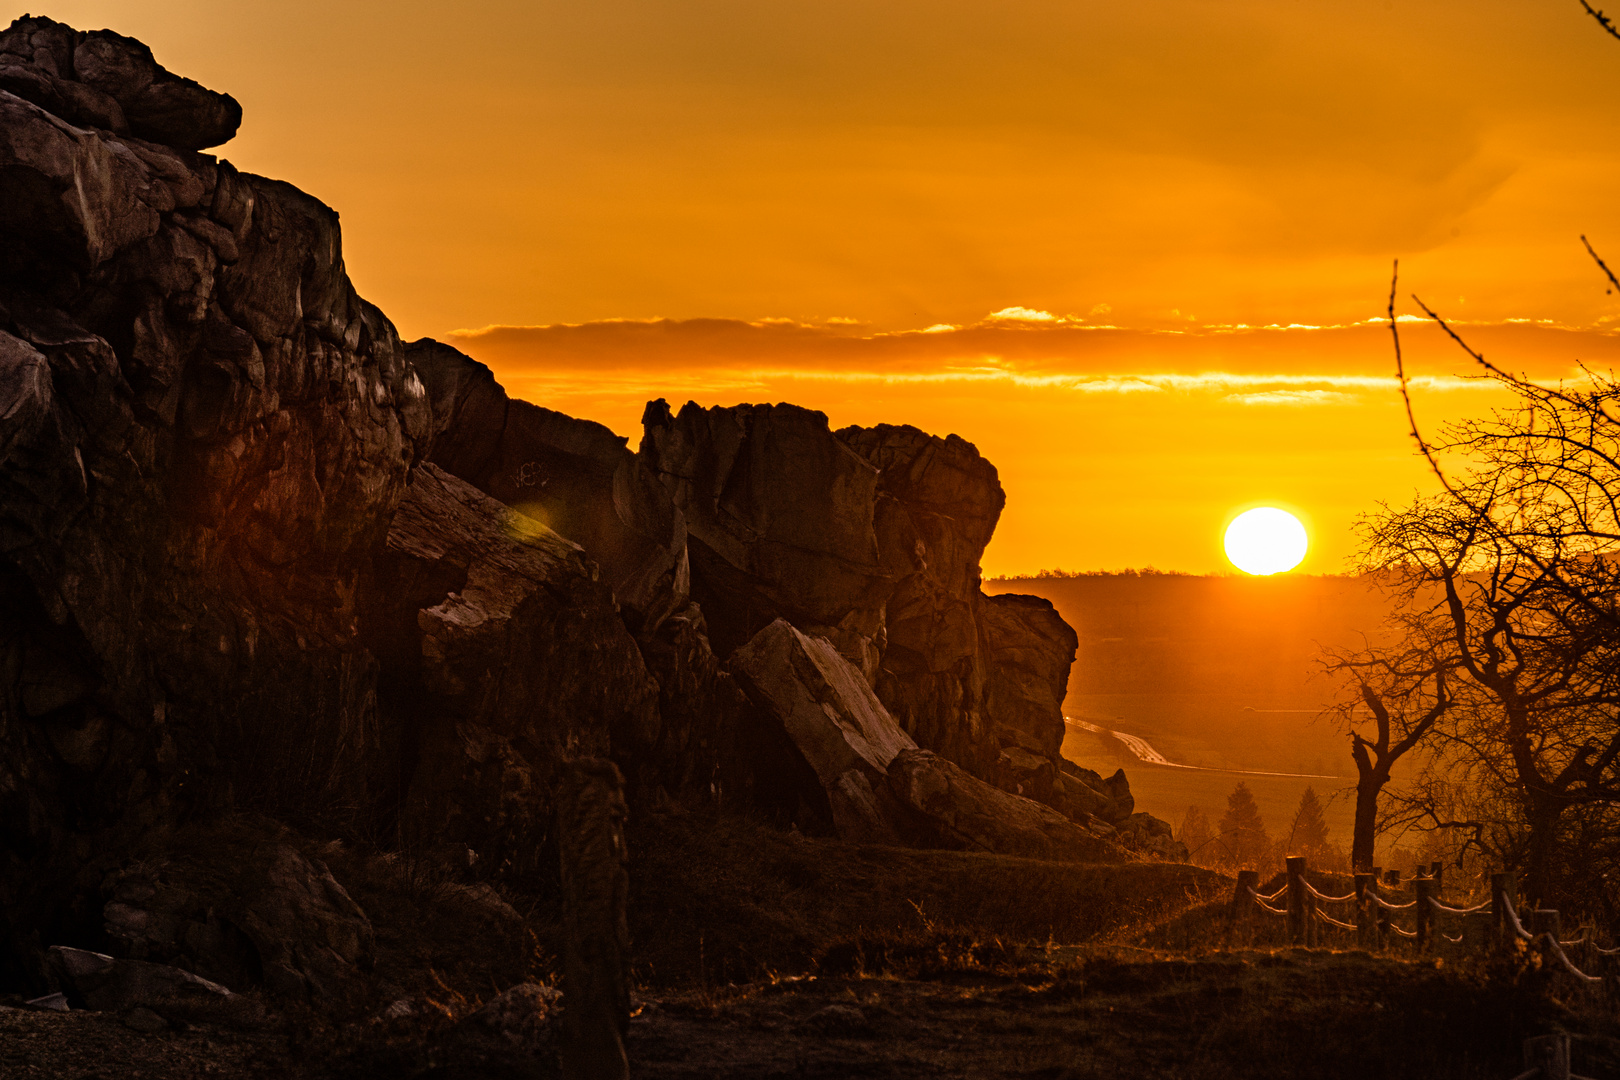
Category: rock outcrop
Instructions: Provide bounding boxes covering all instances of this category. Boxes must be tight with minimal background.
[0,13,1180,1002]
[0,17,242,150]
[408,339,688,635]
[641,400,891,678]
[101,836,375,1007]
[885,750,1129,863]
[0,13,433,982]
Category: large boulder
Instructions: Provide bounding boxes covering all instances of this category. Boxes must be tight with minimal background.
[885,749,1129,863]
[99,833,374,1007]
[365,464,660,867]
[0,17,241,150]
[407,339,688,634]
[641,400,891,677]
[729,619,915,842]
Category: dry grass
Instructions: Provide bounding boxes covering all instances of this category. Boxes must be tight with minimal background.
[625,809,1227,987]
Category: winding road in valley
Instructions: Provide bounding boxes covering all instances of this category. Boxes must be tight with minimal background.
[1065,718,1339,779]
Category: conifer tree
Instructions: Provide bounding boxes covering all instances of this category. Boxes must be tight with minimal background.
[1178,805,1214,865]
[1287,786,1331,860]
[1218,781,1270,870]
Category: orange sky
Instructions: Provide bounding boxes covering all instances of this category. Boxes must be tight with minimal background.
[35,1,1620,574]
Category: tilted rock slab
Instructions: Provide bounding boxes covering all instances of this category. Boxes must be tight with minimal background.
[730,619,915,843]
[885,749,1131,863]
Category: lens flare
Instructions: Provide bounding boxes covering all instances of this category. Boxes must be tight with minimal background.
[1224,507,1308,575]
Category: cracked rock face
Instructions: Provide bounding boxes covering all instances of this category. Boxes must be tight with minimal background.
[0,14,428,973]
[0,17,242,150]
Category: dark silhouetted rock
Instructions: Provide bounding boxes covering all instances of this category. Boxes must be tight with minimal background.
[642,400,890,677]
[46,945,234,1013]
[730,619,915,843]
[980,592,1077,759]
[885,750,1129,863]
[408,339,688,634]
[367,464,660,866]
[101,835,374,1007]
[0,17,241,149]
[0,16,430,980]
[1115,812,1188,862]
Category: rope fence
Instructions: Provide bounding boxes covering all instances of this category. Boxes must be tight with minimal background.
[1226,857,1619,992]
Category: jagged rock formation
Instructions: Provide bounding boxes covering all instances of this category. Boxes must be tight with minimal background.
[0,11,1178,1003]
[100,836,374,1007]
[408,339,687,635]
[0,18,241,150]
[640,400,890,677]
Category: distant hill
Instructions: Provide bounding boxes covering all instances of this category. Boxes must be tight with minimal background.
[985,571,1395,702]
[984,572,1402,837]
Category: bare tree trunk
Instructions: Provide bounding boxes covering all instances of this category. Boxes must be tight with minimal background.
[557,758,631,1080]
[1351,769,1383,872]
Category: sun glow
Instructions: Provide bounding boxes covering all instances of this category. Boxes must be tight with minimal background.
[1223,507,1308,576]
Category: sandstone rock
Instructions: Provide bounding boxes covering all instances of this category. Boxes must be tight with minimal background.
[366,464,659,865]
[980,592,1077,759]
[0,21,431,981]
[1056,760,1134,825]
[100,836,375,1007]
[838,423,1002,766]
[885,749,1129,863]
[409,339,688,633]
[0,17,241,149]
[642,400,890,676]
[45,945,234,1013]
[730,619,915,842]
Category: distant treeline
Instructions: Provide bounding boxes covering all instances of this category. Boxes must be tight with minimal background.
[990,567,1195,581]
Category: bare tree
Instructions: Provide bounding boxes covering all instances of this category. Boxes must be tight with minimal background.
[1355,260,1620,904]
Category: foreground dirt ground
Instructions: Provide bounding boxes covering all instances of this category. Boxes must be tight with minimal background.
[6,948,1617,1080]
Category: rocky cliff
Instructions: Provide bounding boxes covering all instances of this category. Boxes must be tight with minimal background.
[0,12,1176,1002]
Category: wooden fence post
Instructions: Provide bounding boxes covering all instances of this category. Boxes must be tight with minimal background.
[1286,857,1309,946]
[1230,869,1259,945]
[1492,873,1516,951]
[557,758,632,1080]
[1354,873,1373,949]
[1524,1033,1572,1080]
[1415,876,1433,952]
[1371,871,1389,948]
[1385,868,1402,889]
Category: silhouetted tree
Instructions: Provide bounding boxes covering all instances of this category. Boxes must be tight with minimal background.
[1357,261,1620,907]
[1218,782,1270,871]
[1324,622,1455,870]
[1178,805,1215,866]
[1287,787,1330,858]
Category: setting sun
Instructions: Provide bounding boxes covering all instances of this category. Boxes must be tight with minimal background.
[1224,507,1309,575]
